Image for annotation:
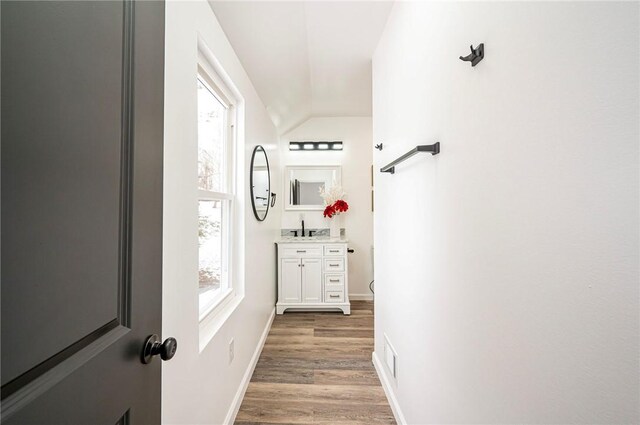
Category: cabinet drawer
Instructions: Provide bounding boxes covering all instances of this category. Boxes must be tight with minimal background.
[281,246,322,257]
[324,274,345,290]
[325,290,344,303]
[323,245,345,256]
[324,258,344,272]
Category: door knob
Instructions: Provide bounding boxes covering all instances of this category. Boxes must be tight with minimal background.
[142,334,177,364]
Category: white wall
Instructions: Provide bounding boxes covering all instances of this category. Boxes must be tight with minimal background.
[281,117,374,298]
[373,2,639,424]
[163,1,281,423]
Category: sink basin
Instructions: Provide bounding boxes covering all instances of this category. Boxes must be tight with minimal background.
[278,234,347,243]
[281,236,320,241]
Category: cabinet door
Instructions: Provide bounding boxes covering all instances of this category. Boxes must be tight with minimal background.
[281,258,301,303]
[301,258,322,303]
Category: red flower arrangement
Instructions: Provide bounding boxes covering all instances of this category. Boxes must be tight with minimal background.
[323,200,349,218]
[320,183,348,219]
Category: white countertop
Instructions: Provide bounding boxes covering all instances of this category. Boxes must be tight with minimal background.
[276,236,348,244]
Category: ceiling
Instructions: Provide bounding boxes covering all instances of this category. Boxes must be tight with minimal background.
[209,1,394,134]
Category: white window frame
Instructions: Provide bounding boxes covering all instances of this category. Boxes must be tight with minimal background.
[197,57,238,322]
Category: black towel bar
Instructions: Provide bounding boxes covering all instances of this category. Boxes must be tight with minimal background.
[380,143,440,174]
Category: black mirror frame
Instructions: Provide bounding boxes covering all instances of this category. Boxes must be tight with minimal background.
[250,145,272,222]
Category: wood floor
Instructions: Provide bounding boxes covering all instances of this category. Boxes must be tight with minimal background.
[235,301,396,425]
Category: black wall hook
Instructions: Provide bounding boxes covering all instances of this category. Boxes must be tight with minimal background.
[375,143,383,151]
[459,43,484,67]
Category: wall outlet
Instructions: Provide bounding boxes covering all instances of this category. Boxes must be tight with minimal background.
[229,338,234,364]
[384,334,398,381]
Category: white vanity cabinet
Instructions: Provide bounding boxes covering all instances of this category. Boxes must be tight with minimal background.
[276,240,350,315]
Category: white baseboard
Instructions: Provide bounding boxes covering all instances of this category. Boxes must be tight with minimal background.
[349,293,374,301]
[372,351,407,425]
[224,308,275,425]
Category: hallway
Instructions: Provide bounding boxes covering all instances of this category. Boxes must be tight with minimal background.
[235,301,395,424]
[2,1,637,423]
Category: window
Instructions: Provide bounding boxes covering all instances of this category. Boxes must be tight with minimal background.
[197,66,236,319]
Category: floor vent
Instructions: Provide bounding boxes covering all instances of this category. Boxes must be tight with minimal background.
[383,334,398,381]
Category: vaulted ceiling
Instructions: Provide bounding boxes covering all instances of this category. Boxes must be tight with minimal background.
[209,1,394,134]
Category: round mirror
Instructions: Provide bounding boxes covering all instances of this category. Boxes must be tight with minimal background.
[250,145,273,221]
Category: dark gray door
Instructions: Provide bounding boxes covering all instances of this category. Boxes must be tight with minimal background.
[1,1,165,423]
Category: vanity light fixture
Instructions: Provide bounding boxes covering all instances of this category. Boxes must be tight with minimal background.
[289,141,343,151]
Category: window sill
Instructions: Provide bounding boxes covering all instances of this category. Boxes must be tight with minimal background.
[198,289,243,352]
[199,287,233,322]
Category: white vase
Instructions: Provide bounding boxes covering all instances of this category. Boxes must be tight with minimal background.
[329,214,341,239]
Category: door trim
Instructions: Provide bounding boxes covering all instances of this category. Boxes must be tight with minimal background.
[118,0,135,329]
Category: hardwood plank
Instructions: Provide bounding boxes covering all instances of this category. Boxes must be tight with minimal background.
[251,367,314,384]
[314,328,374,339]
[260,344,372,360]
[263,335,315,345]
[237,401,394,425]
[256,356,375,371]
[350,300,374,310]
[313,403,396,425]
[236,399,313,424]
[313,315,374,330]
[236,423,307,425]
[350,309,373,316]
[268,328,315,336]
[243,382,388,406]
[272,316,315,329]
[313,369,381,386]
[264,335,373,348]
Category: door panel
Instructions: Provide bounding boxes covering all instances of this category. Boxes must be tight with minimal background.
[301,258,322,303]
[281,258,302,303]
[1,1,165,423]
[1,0,124,386]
